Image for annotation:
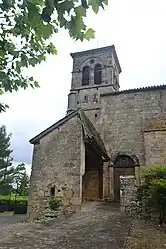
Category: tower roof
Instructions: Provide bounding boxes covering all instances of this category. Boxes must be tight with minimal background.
[70,45,122,73]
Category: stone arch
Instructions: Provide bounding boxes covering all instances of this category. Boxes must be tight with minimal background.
[78,57,106,85]
[79,56,105,70]
[112,151,140,201]
[114,155,135,168]
[112,151,140,167]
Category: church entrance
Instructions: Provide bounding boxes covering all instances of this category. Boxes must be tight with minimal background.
[113,155,135,201]
[82,144,103,201]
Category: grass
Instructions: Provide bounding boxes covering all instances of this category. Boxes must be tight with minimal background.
[0,195,28,200]
[125,219,166,249]
[0,211,14,215]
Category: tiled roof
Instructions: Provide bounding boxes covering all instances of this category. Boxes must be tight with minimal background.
[29,109,109,160]
[79,109,109,159]
[70,45,114,58]
[101,84,166,96]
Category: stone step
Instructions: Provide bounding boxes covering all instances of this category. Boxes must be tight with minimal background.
[44,210,61,218]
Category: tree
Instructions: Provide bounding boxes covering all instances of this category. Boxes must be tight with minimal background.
[19,172,30,196]
[0,125,14,195]
[0,0,108,112]
[13,163,30,196]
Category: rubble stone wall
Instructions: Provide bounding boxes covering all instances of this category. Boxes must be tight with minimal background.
[120,175,137,214]
[27,115,82,220]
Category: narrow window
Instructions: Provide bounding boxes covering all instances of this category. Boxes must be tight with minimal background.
[93,93,98,102]
[50,187,55,197]
[84,95,88,103]
[94,64,102,85]
[82,66,90,86]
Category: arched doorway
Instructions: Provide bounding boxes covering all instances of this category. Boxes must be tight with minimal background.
[113,155,135,201]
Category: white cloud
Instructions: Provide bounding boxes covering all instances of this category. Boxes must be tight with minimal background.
[12,161,31,176]
[1,0,166,165]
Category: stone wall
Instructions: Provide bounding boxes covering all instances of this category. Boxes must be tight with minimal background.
[100,89,166,167]
[71,47,119,90]
[67,46,121,113]
[27,115,82,220]
[144,131,166,166]
[120,175,137,214]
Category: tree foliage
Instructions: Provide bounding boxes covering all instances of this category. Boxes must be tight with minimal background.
[0,125,14,195]
[0,0,108,112]
[49,197,62,211]
[13,163,30,196]
[138,166,166,225]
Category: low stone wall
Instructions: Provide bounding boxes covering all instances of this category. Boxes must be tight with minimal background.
[120,175,162,222]
[120,175,138,214]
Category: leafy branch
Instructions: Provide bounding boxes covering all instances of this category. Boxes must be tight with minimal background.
[0,0,108,112]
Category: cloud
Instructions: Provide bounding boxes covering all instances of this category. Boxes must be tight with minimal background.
[1,0,166,167]
[12,161,31,176]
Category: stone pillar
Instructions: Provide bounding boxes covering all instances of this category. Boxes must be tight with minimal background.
[108,162,114,200]
[120,175,137,214]
[135,166,140,186]
[103,162,109,199]
[67,91,76,113]
[80,130,85,202]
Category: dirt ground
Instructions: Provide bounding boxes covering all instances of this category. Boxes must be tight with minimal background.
[1,203,166,249]
[125,219,166,249]
[0,202,131,249]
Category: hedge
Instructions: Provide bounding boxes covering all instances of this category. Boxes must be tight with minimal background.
[138,166,166,225]
[0,197,28,214]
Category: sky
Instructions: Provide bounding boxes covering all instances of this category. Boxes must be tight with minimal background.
[1,0,166,175]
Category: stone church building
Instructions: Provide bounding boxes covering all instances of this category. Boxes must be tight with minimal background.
[28,45,166,219]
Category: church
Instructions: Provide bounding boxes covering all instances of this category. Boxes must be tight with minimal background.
[27,45,166,219]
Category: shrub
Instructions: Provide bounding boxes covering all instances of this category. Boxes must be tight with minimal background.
[49,198,62,211]
[0,196,28,213]
[138,166,166,224]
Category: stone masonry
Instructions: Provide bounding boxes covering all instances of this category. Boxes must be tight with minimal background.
[28,45,166,220]
[120,176,137,214]
[27,115,82,220]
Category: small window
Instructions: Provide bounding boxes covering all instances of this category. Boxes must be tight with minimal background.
[94,64,102,85]
[84,95,88,103]
[50,187,55,197]
[82,66,90,86]
[90,59,95,64]
[93,93,98,102]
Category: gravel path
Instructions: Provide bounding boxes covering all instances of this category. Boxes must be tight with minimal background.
[0,202,132,249]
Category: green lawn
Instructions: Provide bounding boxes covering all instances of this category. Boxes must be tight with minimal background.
[0,195,28,200]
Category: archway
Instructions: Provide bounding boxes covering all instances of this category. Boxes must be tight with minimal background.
[82,144,103,201]
[113,155,136,201]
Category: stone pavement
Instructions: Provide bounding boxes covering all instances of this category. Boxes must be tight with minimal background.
[0,202,132,249]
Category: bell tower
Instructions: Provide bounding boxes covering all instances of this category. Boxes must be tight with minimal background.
[67,45,121,113]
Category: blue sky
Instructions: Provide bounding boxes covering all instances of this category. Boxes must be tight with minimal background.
[1,0,166,175]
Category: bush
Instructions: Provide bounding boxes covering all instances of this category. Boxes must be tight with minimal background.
[138,166,166,224]
[49,198,62,211]
[0,196,28,214]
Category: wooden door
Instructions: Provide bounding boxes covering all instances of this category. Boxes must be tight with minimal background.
[114,167,135,201]
[82,170,100,201]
